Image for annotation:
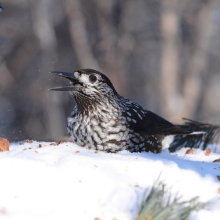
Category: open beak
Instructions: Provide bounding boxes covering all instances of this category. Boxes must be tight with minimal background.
[49,71,82,91]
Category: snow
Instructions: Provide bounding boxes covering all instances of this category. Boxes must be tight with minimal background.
[0,141,220,220]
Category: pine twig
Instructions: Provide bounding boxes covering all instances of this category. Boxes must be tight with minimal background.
[136,178,205,220]
[169,118,220,152]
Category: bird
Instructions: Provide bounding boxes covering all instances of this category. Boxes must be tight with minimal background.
[50,69,191,153]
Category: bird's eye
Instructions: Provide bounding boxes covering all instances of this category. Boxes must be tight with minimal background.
[89,75,97,83]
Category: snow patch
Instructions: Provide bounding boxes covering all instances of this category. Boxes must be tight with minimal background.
[0,141,220,220]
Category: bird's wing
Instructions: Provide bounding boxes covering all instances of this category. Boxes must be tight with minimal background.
[129,110,190,135]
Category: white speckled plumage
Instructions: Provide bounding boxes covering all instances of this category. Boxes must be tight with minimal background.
[67,94,159,152]
[51,69,191,153]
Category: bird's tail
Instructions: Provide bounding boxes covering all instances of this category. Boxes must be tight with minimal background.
[169,118,220,152]
[169,126,205,135]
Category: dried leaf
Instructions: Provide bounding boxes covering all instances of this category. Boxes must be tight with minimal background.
[205,148,211,156]
[75,151,80,153]
[0,138,10,152]
[217,176,220,181]
[213,158,220,163]
[186,149,194,154]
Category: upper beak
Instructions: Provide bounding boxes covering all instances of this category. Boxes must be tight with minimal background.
[49,71,81,91]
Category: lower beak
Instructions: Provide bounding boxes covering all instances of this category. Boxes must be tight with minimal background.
[49,85,80,91]
[49,71,81,91]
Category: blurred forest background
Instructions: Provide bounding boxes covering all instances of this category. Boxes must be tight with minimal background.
[0,0,220,142]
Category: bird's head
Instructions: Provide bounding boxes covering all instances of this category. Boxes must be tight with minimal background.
[50,69,118,104]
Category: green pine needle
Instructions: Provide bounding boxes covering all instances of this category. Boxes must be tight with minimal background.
[137,179,205,220]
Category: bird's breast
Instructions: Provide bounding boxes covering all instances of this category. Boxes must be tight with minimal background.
[67,112,130,152]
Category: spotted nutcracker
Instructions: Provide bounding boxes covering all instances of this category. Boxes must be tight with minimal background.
[50,69,191,153]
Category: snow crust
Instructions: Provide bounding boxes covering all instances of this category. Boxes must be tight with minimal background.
[0,141,220,220]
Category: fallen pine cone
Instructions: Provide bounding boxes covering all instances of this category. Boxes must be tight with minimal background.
[186,149,194,154]
[205,148,211,156]
[0,138,10,152]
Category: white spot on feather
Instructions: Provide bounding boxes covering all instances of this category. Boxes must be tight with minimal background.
[74,71,80,78]
[127,112,131,116]
[137,113,142,119]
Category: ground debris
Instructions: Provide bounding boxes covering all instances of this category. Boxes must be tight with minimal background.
[213,158,220,163]
[0,207,6,215]
[24,140,33,143]
[205,148,211,156]
[186,149,194,154]
[0,138,10,152]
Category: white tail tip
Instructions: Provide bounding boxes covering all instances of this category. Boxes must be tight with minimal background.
[189,131,206,135]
